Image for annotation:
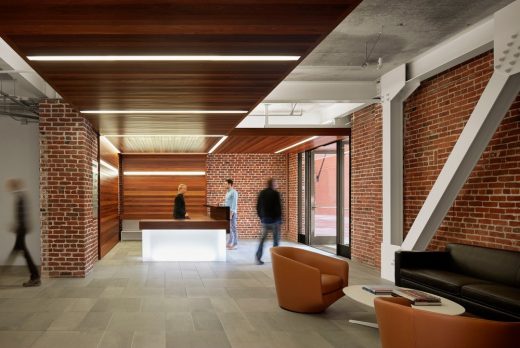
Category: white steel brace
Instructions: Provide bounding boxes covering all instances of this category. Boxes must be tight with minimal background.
[402,0,520,251]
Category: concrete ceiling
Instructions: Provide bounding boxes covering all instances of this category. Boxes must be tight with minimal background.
[287,0,514,82]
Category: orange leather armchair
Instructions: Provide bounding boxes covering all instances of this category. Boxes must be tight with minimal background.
[374,297,520,348]
[270,247,348,313]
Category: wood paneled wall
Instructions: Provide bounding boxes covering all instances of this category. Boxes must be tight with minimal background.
[99,138,120,258]
[121,154,207,219]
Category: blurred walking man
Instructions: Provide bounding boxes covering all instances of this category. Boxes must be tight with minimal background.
[255,178,282,265]
[4,179,40,287]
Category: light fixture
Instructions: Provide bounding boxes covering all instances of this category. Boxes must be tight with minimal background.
[208,136,228,154]
[99,159,119,175]
[82,110,247,114]
[275,136,318,154]
[27,55,300,62]
[103,134,224,137]
[100,136,120,153]
[124,171,205,176]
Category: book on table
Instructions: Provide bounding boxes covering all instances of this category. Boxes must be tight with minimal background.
[392,288,442,306]
[362,285,396,295]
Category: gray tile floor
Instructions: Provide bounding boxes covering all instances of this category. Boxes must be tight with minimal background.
[0,240,389,348]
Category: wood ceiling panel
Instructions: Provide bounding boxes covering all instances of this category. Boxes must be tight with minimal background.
[216,135,305,153]
[0,0,362,135]
[216,128,350,153]
[106,136,220,153]
[89,115,240,135]
[9,34,317,56]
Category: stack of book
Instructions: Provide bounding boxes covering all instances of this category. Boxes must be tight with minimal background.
[362,285,396,295]
[391,288,442,306]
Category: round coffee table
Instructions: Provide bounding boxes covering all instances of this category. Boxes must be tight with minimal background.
[343,285,465,328]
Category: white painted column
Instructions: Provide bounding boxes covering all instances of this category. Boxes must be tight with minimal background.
[380,65,420,281]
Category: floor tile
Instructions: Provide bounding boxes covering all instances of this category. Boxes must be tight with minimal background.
[132,331,166,348]
[31,331,103,348]
[0,240,386,348]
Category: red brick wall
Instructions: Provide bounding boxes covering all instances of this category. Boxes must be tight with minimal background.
[206,154,288,239]
[351,104,383,267]
[404,51,520,251]
[39,100,99,277]
[287,153,298,242]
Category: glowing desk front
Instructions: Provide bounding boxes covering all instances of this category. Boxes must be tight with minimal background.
[139,219,228,262]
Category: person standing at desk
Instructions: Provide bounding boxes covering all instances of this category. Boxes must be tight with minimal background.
[224,179,239,249]
[173,184,189,219]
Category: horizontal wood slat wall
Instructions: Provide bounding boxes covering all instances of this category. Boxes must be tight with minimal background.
[99,138,120,258]
[121,154,207,219]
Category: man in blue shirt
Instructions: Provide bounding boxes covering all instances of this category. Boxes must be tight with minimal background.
[224,179,239,249]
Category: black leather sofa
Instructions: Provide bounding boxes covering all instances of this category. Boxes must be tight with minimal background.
[395,243,520,321]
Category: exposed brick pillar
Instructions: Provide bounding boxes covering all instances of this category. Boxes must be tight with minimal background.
[39,100,99,277]
[287,153,299,242]
[351,103,383,268]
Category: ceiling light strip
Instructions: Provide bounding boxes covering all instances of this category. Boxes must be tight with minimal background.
[103,134,225,137]
[27,55,300,62]
[81,110,247,114]
[208,136,228,154]
[124,171,205,176]
[100,136,120,153]
[99,159,119,175]
[275,136,319,154]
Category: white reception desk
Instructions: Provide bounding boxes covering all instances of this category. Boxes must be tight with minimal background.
[139,217,229,262]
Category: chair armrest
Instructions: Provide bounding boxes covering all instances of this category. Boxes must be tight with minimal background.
[395,250,451,286]
[296,251,349,287]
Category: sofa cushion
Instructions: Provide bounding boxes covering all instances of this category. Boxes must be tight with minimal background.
[447,244,520,287]
[321,273,342,294]
[401,268,487,295]
[461,283,520,315]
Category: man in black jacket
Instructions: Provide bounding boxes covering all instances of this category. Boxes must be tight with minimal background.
[4,179,40,287]
[255,178,282,265]
[173,184,189,219]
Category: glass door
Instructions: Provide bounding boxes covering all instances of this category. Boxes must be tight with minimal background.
[338,139,351,257]
[310,143,338,253]
[299,139,351,258]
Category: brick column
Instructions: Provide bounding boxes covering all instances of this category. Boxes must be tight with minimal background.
[287,153,299,242]
[39,100,99,277]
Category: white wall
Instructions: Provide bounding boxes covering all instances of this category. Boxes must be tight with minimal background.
[0,117,40,265]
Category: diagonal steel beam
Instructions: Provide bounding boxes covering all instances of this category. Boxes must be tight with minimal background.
[402,0,520,251]
[402,71,520,250]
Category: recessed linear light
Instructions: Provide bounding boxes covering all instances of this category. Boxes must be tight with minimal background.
[81,110,247,114]
[103,134,225,137]
[27,55,300,62]
[124,171,205,176]
[99,159,119,175]
[100,136,120,153]
[208,136,228,154]
[275,136,319,154]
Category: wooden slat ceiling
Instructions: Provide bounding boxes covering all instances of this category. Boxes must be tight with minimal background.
[106,136,220,153]
[0,0,362,136]
[215,127,350,153]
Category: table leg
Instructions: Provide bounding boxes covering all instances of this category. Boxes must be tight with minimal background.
[349,320,379,328]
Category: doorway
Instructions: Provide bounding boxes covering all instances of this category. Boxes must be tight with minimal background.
[310,142,337,253]
[299,139,350,258]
